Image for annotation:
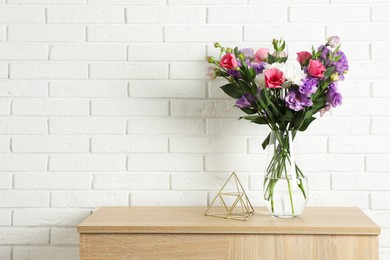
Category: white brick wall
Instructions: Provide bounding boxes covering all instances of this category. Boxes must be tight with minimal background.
[0,0,389,259]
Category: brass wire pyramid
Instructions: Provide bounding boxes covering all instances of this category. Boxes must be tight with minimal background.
[204,172,254,221]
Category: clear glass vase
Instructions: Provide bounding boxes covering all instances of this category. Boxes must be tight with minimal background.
[263,130,308,218]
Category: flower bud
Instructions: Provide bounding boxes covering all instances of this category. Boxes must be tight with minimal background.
[214,42,221,48]
[207,56,215,63]
[326,36,340,48]
[330,72,339,81]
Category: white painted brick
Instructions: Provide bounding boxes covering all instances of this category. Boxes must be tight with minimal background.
[0,155,47,171]
[0,6,44,23]
[333,174,390,191]
[366,155,390,172]
[207,119,268,135]
[338,80,369,98]
[128,44,205,61]
[0,247,11,260]
[0,26,4,41]
[170,62,210,79]
[10,63,88,79]
[331,98,390,116]
[51,191,128,207]
[249,136,327,154]
[371,6,390,22]
[329,136,390,153]
[170,136,247,154]
[91,136,167,153]
[0,63,7,78]
[249,174,263,191]
[127,155,203,171]
[296,154,364,172]
[13,247,79,260]
[8,0,84,3]
[49,155,126,171]
[93,174,169,189]
[168,0,245,4]
[381,249,390,260]
[208,80,234,99]
[90,62,167,79]
[371,118,390,135]
[89,0,163,4]
[308,191,369,209]
[205,155,266,172]
[0,191,48,207]
[91,99,169,116]
[8,25,85,42]
[50,80,127,97]
[88,25,162,42]
[327,24,390,41]
[0,209,11,226]
[131,191,207,206]
[47,7,124,24]
[0,228,49,244]
[127,117,205,135]
[0,80,47,97]
[380,229,390,247]
[126,7,205,24]
[0,174,11,189]
[130,80,206,98]
[50,44,126,61]
[347,62,390,80]
[0,44,47,60]
[372,43,390,60]
[14,173,91,189]
[0,118,47,134]
[372,82,390,97]
[249,0,327,3]
[165,25,242,42]
[171,100,241,117]
[0,99,9,115]
[171,173,249,190]
[372,192,390,210]
[51,228,79,245]
[304,117,369,135]
[13,209,90,226]
[307,174,331,191]
[209,6,287,23]
[49,117,125,134]
[0,137,9,153]
[12,99,88,116]
[331,0,390,3]
[290,6,369,23]
[365,210,390,228]
[245,25,324,42]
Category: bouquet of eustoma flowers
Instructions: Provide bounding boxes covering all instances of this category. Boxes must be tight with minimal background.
[207,37,348,217]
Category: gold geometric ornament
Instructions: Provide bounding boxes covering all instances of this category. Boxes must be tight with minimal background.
[204,172,254,221]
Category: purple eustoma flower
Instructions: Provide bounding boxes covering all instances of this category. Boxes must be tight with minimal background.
[327,83,342,107]
[251,62,266,74]
[236,93,255,109]
[299,77,319,97]
[239,48,255,60]
[227,69,242,79]
[285,90,313,111]
[333,50,349,76]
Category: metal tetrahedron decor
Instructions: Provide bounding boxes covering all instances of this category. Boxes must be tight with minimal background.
[204,172,254,221]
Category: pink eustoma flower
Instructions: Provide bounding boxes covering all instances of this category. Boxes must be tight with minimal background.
[264,68,285,89]
[307,59,326,78]
[219,53,238,69]
[296,51,312,65]
[254,48,269,62]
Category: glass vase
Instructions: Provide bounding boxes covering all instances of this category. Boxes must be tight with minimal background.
[263,130,308,218]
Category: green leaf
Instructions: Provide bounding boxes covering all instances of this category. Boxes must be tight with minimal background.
[299,117,316,132]
[262,133,271,150]
[251,117,268,124]
[280,109,293,122]
[324,66,336,78]
[240,107,257,114]
[220,84,242,99]
[267,54,276,64]
[234,47,239,57]
[239,115,259,121]
[237,80,252,93]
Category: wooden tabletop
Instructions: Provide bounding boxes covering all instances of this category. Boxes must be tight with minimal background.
[77,207,380,235]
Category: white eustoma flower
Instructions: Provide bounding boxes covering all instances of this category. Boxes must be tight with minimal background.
[264,62,306,87]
